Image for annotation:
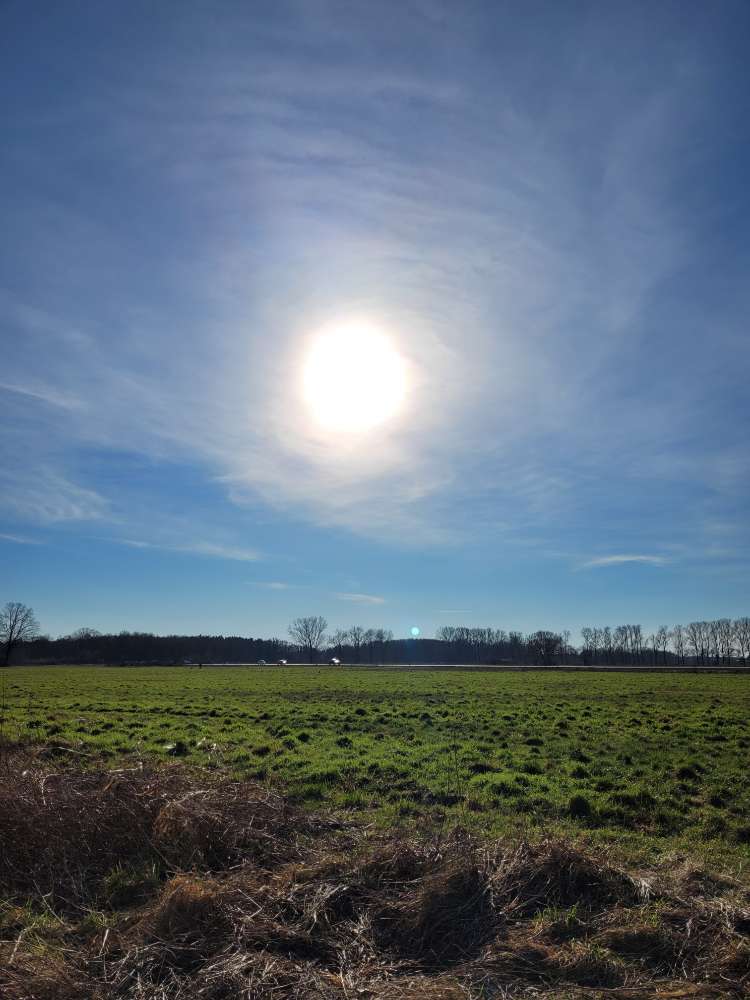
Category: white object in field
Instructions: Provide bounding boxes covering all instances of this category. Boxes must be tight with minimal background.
[329,657,341,665]
[257,659,267,665]
[277,659,288,665]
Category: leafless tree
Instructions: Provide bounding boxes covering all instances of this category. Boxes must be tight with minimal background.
[614,625,628,663]
[372,628,393,663]
[561,629,571,665]
[528,630,563,665]
[506,631,523,663]
[66,627,101,641]
[580,627,593,664]
[347,625,366,662]
[685,621,706,664]
[656,626,669,665]
[1,602,40,665]
[362,629,377,663]
[716,618,735,665]
[435,626,455,642]
[707,620,721,665]
[288,616,328,663]
[330,629,349,658]
[593,627,605,663]
[734,617,750,666]
[629,624,644,664]
[671,624,685,665]
[698,621,712,664]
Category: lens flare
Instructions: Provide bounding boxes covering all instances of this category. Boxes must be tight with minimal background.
[302,321,407,433]
[410,626,421,637]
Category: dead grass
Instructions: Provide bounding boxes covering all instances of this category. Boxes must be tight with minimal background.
[1,748,749,999]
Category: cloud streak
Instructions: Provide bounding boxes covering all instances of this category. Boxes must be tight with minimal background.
[0,380,84,411]
[581,555,668,570]
[0,469,109,524]
[121,539,260,562]
[333,592,386,605]
[0,532,43,545]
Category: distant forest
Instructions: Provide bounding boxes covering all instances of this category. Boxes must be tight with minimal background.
[12,618,750,666]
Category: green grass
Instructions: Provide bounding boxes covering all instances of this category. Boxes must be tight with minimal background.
[3,665,749,864]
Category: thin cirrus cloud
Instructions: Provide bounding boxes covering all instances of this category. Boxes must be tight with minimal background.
[0,380,84,412]
[0,0,748,623]
[0,468,109,524]
[333,592,387,606]
[581,555,668,570]
[0,533,43,545]
[121,539,260,562]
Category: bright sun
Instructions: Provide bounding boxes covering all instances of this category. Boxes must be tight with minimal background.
[302,321,407,433]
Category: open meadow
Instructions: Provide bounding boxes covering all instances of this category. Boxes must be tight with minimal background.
[3,665,750,998]
[3,664,749,862]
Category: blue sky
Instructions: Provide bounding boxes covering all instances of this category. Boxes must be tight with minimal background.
[2,0,749,641]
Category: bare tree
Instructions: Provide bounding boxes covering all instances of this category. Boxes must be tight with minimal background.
[362,628,376,663]
[528,630,562,665]
[288,616,328,663]
[685,621,704,664]
[614,625,628,663]
[734,617,750,666]
[347,625,366,663]
[708,619,721,665]
[629,624,643,664]
[561,629,571,665]
[373,628,393,664]
[580,627,593,664]
[591,627,602,664]
[66,627,101,641]
[716,618,735,665]
[656,626,669,665]
[508,631,524,663]
[671,624,685,665]
[330,629,349,658]
[1,602,40,665]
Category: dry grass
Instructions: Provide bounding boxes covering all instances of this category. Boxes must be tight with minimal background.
[1,749,749,999]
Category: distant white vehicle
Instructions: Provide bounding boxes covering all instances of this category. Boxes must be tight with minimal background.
[257,659,267,665]
[329,657,341,665]
[277,659,288,665]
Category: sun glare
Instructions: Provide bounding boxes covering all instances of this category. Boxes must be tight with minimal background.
[302,321,407,433]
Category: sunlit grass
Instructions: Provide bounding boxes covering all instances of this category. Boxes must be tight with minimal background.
[3,665,749,866]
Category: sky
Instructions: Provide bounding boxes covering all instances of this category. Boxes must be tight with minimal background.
[2,0,749,641]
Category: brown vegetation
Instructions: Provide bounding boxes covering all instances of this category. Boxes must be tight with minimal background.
[1,748,749,999]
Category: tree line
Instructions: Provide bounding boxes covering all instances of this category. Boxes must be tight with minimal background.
[580,619,750,666]
[2,601,749,666]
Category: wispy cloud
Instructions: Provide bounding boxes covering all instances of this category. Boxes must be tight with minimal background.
[0,380,84,411]
[0,532,43,545]
[251,581,293,590]
[0,470,109,524]
[121,539,260,562]
[580,555,668,570]
[333,592,386,605]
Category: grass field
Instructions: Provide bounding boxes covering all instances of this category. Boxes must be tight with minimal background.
[3,665,749,864]
[3,665,750,998]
